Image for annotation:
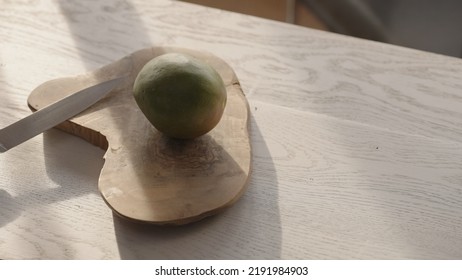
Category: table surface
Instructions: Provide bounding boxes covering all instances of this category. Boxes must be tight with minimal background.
[1,0,462,260]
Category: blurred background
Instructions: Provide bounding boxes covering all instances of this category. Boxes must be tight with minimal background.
[180,0,462,58]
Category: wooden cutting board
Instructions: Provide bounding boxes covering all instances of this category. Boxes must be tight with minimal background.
[27,47,252,225]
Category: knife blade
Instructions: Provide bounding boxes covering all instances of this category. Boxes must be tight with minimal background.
[0,77,124,153]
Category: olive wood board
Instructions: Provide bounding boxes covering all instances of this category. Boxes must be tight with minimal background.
[27,47,252,225]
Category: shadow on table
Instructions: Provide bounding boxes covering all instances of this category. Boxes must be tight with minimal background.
[56,0,152,70]
[113,117,283,259]
[0,190,20,228]
[42,129,104,197]
[0,129,104,228]
[0,135,102,231]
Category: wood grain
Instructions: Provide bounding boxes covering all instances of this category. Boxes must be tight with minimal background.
[1,0,462,259]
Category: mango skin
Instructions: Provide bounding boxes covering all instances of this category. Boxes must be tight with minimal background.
[133,53,227,139]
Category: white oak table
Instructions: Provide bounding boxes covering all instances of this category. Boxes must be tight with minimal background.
[1,0,462,259]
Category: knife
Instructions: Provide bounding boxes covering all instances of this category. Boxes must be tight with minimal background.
[0,77,124,153]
